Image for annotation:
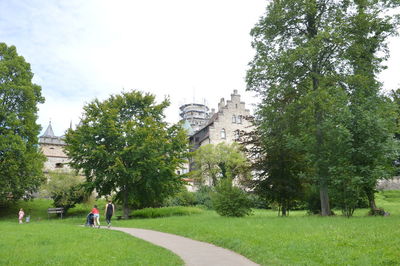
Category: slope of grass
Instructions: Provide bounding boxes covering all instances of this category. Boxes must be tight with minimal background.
[0,221,183,266]
[1,191,399,265]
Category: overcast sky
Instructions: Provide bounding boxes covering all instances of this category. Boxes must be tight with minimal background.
[1,0,399,136]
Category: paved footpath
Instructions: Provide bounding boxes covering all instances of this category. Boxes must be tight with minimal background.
[108,227,259,266]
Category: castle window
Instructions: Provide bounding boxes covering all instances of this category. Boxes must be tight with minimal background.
[55,163,63,168]
[235,104,238,108]
[237,115,242,124]
[232,115,236,124]
[234,130,240,140]
[220,128,226,139]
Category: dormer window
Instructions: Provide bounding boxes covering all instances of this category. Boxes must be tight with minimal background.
[232,115,236,124]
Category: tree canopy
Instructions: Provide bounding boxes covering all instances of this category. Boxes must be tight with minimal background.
[190,142,251,186]
[0,43,45,203]
[247,0,399,216]
[64,90,189,217]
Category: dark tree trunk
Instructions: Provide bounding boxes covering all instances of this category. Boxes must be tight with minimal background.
[365,187,377,211]
[320,183,331,216]
[123,188,130,219]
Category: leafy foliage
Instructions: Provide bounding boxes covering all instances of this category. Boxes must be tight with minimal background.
[164,189,196,207]
[64,90,189,217]
[0,43,45,203]
[190,142,251,186]
[41,171,87,212]
[246,0,399,216]
[132,206,202,218]
[212,179,252,217]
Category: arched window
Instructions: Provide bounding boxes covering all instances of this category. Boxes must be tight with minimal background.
[237,115,242,124]
[220,128,226,139]
[232,115,236,123]
[55,163,63,168]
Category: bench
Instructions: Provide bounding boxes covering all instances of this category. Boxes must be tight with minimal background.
[48,207,64,219]
[116,215,133,220]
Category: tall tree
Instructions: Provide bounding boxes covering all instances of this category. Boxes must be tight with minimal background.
[247,0,351,215]
[343,0,399,213]
[64,91,189,218]
[190,142,251,187]
[0,43,45,203]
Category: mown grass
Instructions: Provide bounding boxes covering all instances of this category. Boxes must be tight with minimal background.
[0,221,183,266]
[1,191,399,265]
[113,191,400,265]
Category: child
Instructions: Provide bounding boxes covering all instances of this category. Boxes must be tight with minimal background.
[91,205,100,228]
[18,208,24,224]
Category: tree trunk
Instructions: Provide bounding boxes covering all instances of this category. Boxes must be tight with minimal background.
[365,187,377,211]
[307,0,331,216]
[123,188,130,219]
[320,181,331,216]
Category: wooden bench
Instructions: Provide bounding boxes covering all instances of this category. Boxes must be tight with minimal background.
[48,207,64,219]
[116,215,133,220]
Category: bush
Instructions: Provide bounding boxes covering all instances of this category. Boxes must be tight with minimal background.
[248,193,269,209]
[193,185,214,209]
[164,190,196,207]
[212,179,252,217]
[41,171,88,213]
[132,206,202,218]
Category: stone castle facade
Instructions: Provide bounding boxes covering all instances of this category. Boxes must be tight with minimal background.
[187,90,252,150]
[39,122,70,172]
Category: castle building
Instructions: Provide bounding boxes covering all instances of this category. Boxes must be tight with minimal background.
[179,103,210,133]
[39,122,70,172]
[189,90,253,150]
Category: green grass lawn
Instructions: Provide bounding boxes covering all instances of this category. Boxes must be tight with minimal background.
[1,191,400,265]
[0,221,183,266]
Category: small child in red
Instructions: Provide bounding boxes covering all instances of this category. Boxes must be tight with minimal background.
[18,208,24,224]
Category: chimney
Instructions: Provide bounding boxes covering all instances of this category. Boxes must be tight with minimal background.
[218,98,225,112]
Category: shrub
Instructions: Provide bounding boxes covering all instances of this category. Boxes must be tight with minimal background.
[164,190,196,207]
[193,185,214,209]
[248,193,269,209]
[132,206,202,218]
[41,171,88,213]
[212,179,252,217]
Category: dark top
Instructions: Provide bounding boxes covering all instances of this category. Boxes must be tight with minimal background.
[106,203,114,215]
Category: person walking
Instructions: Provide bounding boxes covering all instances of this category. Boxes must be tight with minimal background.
[18,208,24,224]
[91,205,100,228]
[105,200,115,228]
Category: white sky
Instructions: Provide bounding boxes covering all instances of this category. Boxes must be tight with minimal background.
[0,0,399,136]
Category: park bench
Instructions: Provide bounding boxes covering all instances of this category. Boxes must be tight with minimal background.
[47,207,64,219]
[116,215,133,220]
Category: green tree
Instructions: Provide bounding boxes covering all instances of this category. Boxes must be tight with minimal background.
[0,43,45,203]
[343,0,399,214]
[247,0,351,216]
[64,91,189,218]
[190,142,251,186]
[42,171,87,213]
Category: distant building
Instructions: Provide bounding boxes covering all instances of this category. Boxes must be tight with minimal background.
[189,90,253,150]
[39,122,70,172]
[179,103,210,133]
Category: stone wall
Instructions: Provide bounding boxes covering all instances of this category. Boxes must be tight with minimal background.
[207,90,253,146]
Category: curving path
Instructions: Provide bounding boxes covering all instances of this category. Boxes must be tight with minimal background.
[108,227,259,266]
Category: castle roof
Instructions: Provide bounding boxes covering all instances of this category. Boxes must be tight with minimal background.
[41,122,55,138]
[39,122,66,146]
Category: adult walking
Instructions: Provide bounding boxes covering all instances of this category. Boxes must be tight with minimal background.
[105,200,115,228]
